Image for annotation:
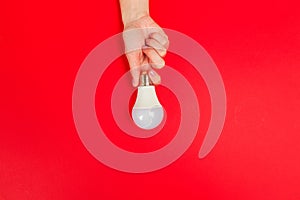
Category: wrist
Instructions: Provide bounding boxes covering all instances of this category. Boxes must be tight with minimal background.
[120,0,149,27]
[122,12,149,27]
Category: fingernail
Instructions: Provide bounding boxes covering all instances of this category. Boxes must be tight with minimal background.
[149,70,156,78]
[149,70,161,84]
[132,79,138,87]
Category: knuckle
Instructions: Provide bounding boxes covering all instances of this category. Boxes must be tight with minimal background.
[164,39,170,48]
[142,46,152,53]
[160,49,167,57]
[154,60,165,69]
[145,38,152,45]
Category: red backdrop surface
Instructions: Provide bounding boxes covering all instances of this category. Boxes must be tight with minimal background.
[1,0,300,199]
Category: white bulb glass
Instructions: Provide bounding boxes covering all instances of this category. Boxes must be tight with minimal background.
[132,85,164,130]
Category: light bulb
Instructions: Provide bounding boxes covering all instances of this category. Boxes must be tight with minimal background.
[132,74,164,130]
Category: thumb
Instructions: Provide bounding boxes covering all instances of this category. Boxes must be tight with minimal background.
[125,50,142,87]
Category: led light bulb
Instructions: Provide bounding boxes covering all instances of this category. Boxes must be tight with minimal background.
[132,74,164,130]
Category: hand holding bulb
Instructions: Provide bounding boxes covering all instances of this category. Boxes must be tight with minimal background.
[119,0,168,129]
[120,0,169,87]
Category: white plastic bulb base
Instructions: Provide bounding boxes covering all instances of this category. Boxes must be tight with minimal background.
[132,85,164,130]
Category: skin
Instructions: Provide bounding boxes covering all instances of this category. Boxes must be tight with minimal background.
[119,0,169,87]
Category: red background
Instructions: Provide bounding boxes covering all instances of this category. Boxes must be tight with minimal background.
[1,0,300,199]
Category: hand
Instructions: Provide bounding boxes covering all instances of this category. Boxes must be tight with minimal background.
[122,15,169,87]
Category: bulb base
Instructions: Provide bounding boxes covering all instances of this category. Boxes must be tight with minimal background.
[140,73,151,86]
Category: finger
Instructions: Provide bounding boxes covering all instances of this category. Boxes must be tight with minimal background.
[148,70,161,85]
[145,38,167,57]
[150,32,169,49]
[129,66,140,87]
[142,47,165,69]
